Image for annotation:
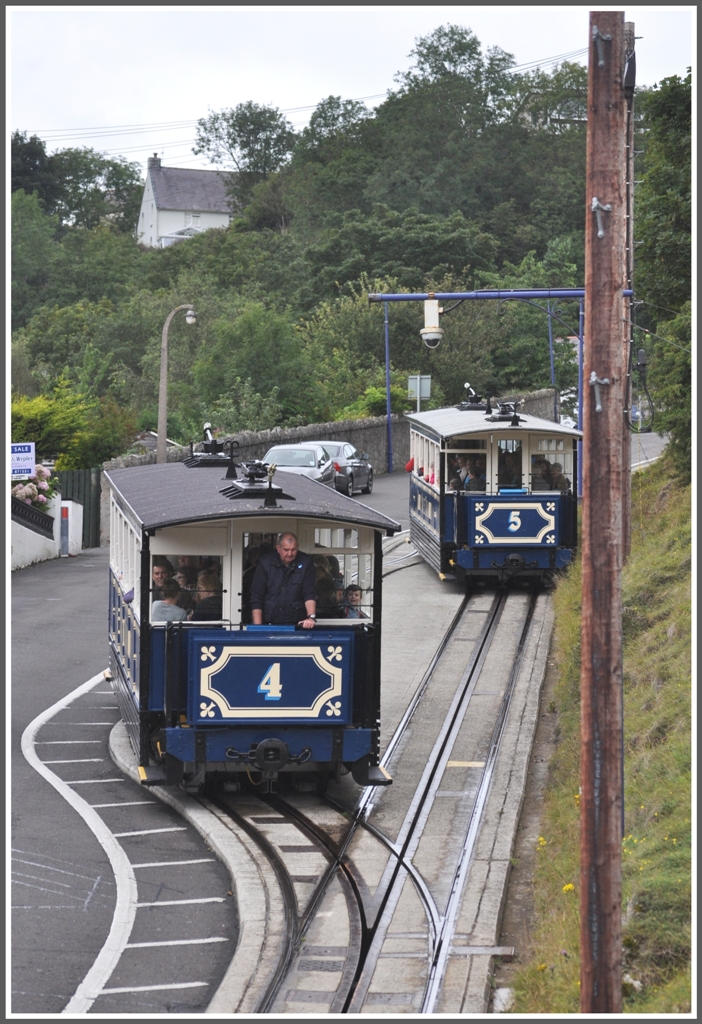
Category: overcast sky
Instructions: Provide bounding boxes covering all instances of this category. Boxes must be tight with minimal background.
[8,5,695,176]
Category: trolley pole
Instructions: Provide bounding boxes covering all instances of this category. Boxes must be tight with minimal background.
[580,11,627,1013]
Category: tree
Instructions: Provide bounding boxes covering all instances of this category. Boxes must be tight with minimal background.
[11,131,62,212]
[11,190,57,329]
[304,205,498,300]
[647,304,691,482]
[49,148,144,233]
[11,382,135,467]
[635,73,691,315]
[193,102,296,208]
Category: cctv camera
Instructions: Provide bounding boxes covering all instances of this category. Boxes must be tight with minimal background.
[420,328,443,349]
[421,299,443,348]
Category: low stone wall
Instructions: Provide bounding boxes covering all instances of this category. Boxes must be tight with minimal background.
[502,387,560,421]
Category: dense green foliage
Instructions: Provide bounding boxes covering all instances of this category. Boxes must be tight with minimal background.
[10,26,690,469]
[512,456,691,1013]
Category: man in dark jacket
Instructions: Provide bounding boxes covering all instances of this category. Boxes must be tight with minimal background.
[250,532,317,628]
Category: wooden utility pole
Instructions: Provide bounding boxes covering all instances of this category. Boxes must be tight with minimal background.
[580,11,627,1013]
[622,20,636,559]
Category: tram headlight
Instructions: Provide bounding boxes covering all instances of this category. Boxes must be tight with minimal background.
[420,298,443,348]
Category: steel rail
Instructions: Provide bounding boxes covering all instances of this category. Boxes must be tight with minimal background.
[343,590,509,1012]
[422,591,538,1012]
[210,794,300,1012]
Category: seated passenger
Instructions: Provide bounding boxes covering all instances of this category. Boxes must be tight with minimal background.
[191,574,223,621]
[152,578,188,622]
[343,584,369,619]
[316,577,343,619]
[550,462,570,490]
[448,476,462,491]
[152,557,175,600]
[465,468,486,492]
[531,456,552,490]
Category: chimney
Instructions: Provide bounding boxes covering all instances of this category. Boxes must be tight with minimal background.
[147,153,161,169]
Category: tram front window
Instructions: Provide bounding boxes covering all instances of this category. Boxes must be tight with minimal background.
[497,440,523,488]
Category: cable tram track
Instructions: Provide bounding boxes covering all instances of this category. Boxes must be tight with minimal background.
[202,586,542,1014]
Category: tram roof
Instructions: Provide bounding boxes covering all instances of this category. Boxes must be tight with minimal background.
[105,462,401,535]
[406,407,582,442]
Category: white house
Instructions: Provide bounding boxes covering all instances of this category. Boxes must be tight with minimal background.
[137,155,233,248]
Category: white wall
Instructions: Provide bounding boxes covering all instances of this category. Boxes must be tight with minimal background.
[11,493,61,570]
[60,500,84,556]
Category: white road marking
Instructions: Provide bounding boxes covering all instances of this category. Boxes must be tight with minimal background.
[126,937,229,948]
[42,722,117,726]
[67,778,125,785]
[132,858,215,868]
[100,982,208,994]
[43,758,104,764]
[112,827,187,837]
[21,671,139,1014]
[34,740,102,744]
[11,853,103,882]
[136,897,226,907]
[91,801,157,808]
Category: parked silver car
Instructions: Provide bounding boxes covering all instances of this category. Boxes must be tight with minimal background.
[308,440,373,496]
[262,443,335,486]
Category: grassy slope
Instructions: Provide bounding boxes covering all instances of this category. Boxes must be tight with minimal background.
[511,455,692,1013]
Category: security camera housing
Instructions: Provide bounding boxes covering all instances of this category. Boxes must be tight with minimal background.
[420,328,443,349]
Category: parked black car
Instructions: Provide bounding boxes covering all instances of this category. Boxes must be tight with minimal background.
[308,441,373,496]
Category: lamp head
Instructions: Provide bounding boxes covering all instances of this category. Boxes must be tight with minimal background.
[185,309,197,325]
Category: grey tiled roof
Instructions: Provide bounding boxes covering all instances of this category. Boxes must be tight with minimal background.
[150,165,232,213]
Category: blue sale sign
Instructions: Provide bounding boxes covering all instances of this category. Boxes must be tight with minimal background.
[11,443,36,478]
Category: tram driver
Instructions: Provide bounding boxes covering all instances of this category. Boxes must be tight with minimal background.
[249,532,317,629]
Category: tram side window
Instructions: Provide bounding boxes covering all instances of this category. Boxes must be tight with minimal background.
[110,499,141,614]
[150,554,223,623]
[530,438,572,491]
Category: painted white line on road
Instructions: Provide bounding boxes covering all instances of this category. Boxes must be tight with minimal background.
[21,671,139,1015]
[126,937,229,948]
[91,801,157,808]
[112,827,187,837]
[132,858,215,868]
[35,739,102,744]
[136,897,227,907]
[43,758,104,764]
[67,778,125,785]
[42,722,117,726]
[100,982,208,994]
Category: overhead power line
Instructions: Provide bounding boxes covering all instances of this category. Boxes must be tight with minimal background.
[22,46,589,144]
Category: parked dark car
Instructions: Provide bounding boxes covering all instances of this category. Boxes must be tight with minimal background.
[262,444,335,486]
[308,441,373,496]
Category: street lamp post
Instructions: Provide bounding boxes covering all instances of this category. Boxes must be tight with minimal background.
[156,305,197,464]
